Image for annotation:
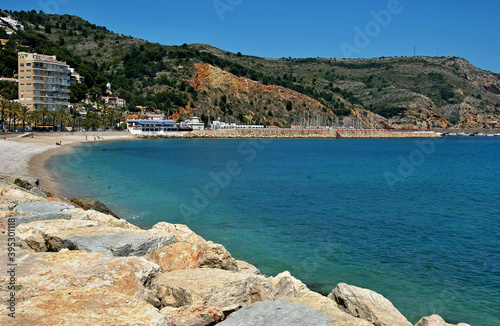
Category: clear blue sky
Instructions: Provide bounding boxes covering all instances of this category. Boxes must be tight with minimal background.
[2,0,499,73]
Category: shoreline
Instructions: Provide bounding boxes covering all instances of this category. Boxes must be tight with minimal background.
[0,132,134,197]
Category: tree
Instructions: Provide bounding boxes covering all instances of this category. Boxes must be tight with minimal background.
[7,102,20,131]
[54,107,70,132]
[17,105,30,132]
[0,99,10,130]
[39,106,49,129]
[83,111,100,131]
[97,100,109,130]
[29,110,42,130]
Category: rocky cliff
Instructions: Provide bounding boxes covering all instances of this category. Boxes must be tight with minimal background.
[0,176,473,325]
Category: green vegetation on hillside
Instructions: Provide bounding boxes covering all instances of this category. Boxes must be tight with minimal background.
[1,9,499,129]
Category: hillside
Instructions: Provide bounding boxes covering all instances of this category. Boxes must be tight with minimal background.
[1,9,500,129]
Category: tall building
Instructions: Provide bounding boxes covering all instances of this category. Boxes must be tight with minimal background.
[18,52,70,111]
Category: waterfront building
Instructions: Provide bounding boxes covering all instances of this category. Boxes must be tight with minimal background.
[17,52,71,111]
[182,116,205,131]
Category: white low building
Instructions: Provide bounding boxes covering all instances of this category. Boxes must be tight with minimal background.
[182,116,205,131]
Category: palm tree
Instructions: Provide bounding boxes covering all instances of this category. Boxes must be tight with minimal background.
[69,106,80,131]
[97,100,109,130]
[47,110,56,131]
[54,107,71,132]
[17,104,30,132]
[0,99,10,131]
[39,105,49,130]
[29,110,42,131]
[106,106,122,130]
[7,102,20,131]
[84,111,100,131]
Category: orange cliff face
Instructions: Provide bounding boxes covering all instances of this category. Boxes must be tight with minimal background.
[191,63,334,126]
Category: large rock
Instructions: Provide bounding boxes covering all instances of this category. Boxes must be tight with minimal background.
[328,283,412,326]
[219,300,331,326]
[151,268,274,312]
[148,240,239,272]
[0,248,161,306]
[160,305,223,326]
[16,219,176,256]
[153,222,206,243]
[270,271,310,299]
[236,259,261,275]
[286,293,373,326]
[269,272,371,325]
[415,314,471,326]
[70,197,120,218]
[0,287,169,326]
[0,184,46,210]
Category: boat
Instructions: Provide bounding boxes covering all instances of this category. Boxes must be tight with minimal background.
[486,133,494,137]
[447,133,457,136]
[457,132,470,136]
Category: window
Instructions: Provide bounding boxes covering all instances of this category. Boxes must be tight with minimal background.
[20,77,24,80]
[20,83,24,87]
[20,63,24,67]
[26,63,31,67]
[20,70,24,73]
[26,76,31,80]
[26,83,31,86]
[26,69,31,73]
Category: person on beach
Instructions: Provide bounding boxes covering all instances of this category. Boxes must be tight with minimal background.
[35,179,40,188]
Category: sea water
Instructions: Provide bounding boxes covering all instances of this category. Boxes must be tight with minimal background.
[49,137,500,325]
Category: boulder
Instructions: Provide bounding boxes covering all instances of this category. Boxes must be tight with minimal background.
[1,248,161,304]
[148,240,239,272]
[286,293,372,326]
[0,184,47,210]
[415,314,471,326]
[16,219,176,256]
[0,287,169,326]
[150,268,274,311]
[152,222,206,243]
[160,305,223,326]
[328,283,412,326]
[70,197,120,218]
[13,200,74,215]
[236,259,261,275]
[218,300,331,326]
[270,271,310,299]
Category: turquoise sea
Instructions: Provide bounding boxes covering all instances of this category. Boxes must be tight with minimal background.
[49,137,500,326]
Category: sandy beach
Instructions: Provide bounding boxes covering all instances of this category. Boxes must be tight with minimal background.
[0,132,133,196]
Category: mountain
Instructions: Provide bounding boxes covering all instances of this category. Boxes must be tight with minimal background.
[1,9,499,129]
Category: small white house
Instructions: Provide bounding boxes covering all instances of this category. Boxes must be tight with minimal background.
[182,116,205,131]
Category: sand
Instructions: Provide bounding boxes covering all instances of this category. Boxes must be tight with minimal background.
[0,132,133,196]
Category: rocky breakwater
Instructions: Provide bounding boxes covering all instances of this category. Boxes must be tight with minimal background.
[0,176,471,325]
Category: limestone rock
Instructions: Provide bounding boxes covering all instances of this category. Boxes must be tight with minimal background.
[148,240,239,272]
[286,292,373,326]
[153,222,206,243]
[160,305,223,326]
[151,268,274,311]
[328,283,412,326]
[3,249,160,303]
[219,300,331,326]
[236,260,261,275]
[16,219,176,256]
[70,197,120,218]
[415,314,471,326]
[0,287,169,326]
[270,271,311,298]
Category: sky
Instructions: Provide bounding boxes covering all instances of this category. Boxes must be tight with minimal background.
[1,0,499,73]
